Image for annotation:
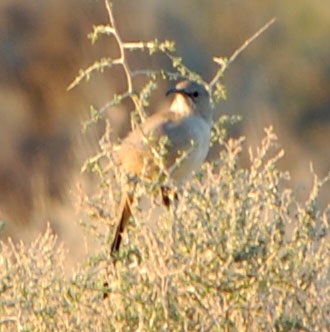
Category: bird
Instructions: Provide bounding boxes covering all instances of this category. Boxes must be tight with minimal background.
[110,79,213,257]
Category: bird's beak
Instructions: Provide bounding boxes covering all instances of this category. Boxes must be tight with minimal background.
[165,88,186,97]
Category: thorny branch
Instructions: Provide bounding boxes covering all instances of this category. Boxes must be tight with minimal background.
[68,1,275,116]
[104,0,146,121]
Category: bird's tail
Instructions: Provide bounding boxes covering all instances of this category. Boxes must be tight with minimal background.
[110,192,133,257]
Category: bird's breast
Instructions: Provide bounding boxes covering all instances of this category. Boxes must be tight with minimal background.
[171,116,211,182]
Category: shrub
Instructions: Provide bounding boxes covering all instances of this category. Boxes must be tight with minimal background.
[1,1,329,331]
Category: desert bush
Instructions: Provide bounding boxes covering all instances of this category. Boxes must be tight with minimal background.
[1,126,329,331]
[1,1,329,331]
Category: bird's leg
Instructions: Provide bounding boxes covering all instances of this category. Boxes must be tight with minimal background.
[161,186,178,208]
[161,186,171,208]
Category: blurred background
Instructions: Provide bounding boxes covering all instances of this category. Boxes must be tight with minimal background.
[0,0,329,254]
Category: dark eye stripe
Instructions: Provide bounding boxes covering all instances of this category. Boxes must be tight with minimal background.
[187,91,199,98]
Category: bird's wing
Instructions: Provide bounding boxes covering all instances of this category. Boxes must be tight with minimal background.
[116,111,196,176]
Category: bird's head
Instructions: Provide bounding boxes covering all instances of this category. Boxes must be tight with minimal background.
[166,80,213,123]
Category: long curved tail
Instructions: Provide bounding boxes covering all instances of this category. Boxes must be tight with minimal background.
[110,192,133,256]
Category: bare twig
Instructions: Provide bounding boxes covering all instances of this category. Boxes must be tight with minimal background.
[104,0,146,120]
[131,69,181,82]
[123,41,155,50]
[68,1,147,121]
[67,58,121,91]
[209,17,276,89]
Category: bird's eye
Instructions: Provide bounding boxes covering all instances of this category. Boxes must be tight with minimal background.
[192,91,199,98]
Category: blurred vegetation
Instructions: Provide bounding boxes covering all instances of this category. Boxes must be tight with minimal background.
[0,0,329,239]
[1,127,329,330]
